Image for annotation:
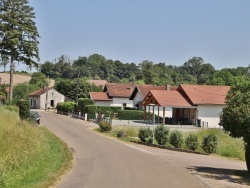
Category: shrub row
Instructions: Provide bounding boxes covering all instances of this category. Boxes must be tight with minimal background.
[56,102,76,113]
[75,98,94,113]
[85,105,121,116]
[138,125,218,154]
[118,110,153,120]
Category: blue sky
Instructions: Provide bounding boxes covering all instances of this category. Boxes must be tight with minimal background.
[2,0,250,71]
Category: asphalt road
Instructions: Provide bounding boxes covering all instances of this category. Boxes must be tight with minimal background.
[40,111,247,188]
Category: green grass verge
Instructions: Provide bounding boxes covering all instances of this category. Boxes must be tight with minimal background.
[100,125,245,161]
[0,107,73,188]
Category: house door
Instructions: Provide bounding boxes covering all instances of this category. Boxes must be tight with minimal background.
[50,100,55,107]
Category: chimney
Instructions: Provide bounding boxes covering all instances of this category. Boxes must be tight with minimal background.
[165,84,171,91]
[130,82,135,91]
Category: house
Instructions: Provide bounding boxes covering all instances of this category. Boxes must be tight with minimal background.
[29,88,65,109]
[129,84,177,117]
[141,84,230,128]
[89,83,136,108]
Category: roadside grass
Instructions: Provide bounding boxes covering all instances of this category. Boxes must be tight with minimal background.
[96,125,245,161]
[182,129,245,161]
[0,107,73,188]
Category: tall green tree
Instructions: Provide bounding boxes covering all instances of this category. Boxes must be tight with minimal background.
[183,57,205,83]
[0,0,40,103]
[221,82,250,172]
[13,82,38,103]
[0,56,9,72]
[29,72,48,87]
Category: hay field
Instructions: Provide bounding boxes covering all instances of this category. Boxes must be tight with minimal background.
[0,73,55,87]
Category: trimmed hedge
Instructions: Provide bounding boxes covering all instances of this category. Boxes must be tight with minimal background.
[16,100,30,119]
[118,110,153,120]
[85,105,121,116]
[56,102,76,113]
[76,98,94,113]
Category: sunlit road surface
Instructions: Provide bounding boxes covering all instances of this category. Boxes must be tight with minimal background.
[41,111,247,188]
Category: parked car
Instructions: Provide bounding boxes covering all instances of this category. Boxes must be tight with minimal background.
[29,110,41,124]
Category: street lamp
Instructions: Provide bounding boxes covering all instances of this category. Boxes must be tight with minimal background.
[148,103,155,144]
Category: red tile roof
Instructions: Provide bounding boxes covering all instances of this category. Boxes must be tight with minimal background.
[104,83,137,97]
[89,92,112,101]
[29,88,47,96]
[142,90,192,107]
[138,85,177,99]
[29,87,52,96]
[179,84,230,105]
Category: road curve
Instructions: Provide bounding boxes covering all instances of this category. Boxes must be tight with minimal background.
[40,111,247,188]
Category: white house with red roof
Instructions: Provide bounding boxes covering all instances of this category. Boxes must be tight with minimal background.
[141,84,230,128]
[89,83,136,108]
[29,88,65,109]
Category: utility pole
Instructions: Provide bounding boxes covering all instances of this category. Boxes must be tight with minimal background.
[76,68,80,106]
[45,76,49,111]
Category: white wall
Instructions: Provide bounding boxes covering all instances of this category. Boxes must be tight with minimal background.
[112,97,133,108]
[198,105,224,128]
[133,92,143,108]
[30,88,65,109]
[146,106,172,117]
[94,101,113,106]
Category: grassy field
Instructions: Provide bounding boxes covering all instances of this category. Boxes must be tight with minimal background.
[107,126,245,161]
[0,107,72,188]
[0,73,55,87]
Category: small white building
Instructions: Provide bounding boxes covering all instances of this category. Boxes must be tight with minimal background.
[29,88,65,109]
[89,83,135,108]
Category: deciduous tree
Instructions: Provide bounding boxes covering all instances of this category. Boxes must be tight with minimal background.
[0,0,40,103]
[221,82,250,172]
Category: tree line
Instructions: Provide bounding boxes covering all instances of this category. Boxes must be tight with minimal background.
[40,54,249,86]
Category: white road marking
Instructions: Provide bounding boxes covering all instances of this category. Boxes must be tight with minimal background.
[125,144,152,154]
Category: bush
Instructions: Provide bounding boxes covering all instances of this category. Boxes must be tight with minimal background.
[118,110,153,120]
[201,134,217,154]
[99,121,112,132]
[85,105,121,115]
[170,130,183,148]
[138,127,153,143]
[77,98,94,113]
[185,133,199,151]
[16,99,30,119]
[154,125,169,145]
[56,102,76,113]
[117,130,127,138]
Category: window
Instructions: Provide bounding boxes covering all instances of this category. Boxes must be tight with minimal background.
[30,100,32,106]
[122,103,127,107]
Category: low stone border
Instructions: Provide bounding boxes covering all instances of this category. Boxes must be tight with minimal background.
[131,141,209,156]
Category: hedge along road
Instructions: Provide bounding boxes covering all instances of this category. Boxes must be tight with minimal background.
[40,111,247,188]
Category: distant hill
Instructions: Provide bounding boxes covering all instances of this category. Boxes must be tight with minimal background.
[0,73,55,87]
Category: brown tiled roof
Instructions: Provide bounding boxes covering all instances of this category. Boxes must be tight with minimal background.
[88,80,107,88]
[142,90,192,107]
[29,88,47,96]
[138,85,177,99]
[29,87,53,96]
[89,92,112,101]
[179,84,230,105]
[130,85,178,100]
[104,83,137,97]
